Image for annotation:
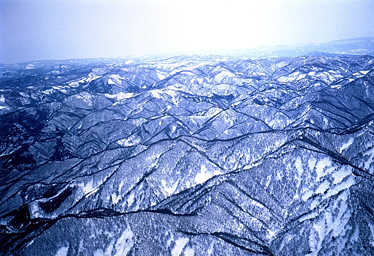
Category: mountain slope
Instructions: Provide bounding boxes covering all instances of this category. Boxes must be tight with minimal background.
[0,52,374,255]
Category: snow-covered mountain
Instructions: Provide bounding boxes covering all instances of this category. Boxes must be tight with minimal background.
[1,41,374,255]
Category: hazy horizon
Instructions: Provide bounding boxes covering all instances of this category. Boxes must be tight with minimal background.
[1,0,374,64]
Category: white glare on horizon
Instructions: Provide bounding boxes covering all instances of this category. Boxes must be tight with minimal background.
[0,0,374,63]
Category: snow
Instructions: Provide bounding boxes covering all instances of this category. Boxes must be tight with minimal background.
[170,125,177,134]
[53,86,68,94]
[308,158,317,171]
[308,71,316,76]
[339,138,354,153]
[250,199,263,207]
[78,240,84,253]
[207,243,214,256]
[295,157,303,187]
[297,73,307,80]
[309,218,325,256]
[26,64,36,70]
[322,117,329,127]
[307,190,351,256]
[26,239,34,247]
[278,71,300,82]
[315,180,329,194]
[69,81,80,87]
[161,179,178,195]
[331,167,351,184]
[107,74,122,85]
[315,158,332,181]
[267,229,275,239]
[127,193,135,206]
[213,169,222,176]
[117,135,141,147]
[302,189,314,201]
[214,70,235,82]
[55,246,69,256]
[331,191,350,237]
[184,247,195,256]
[167,233,174,247]
[80,179,93,194]
[325,175,355,198]
[133,117,147,127]
[353,71,369,77]
[165,89,180,106]
[310,199,319,209]
[299,211,319,223]
[118,180,125,192]
[331,84,342,89]
[114,225,134,256]
[157,71,166,80]
[360,70,370,75]
[265,175,271,187]
[105,239,115,254]
[171,237,189,256]
[205,107,221,117]
[93,249,105,256]
[105,92,134,101]
[111,193,121,204]
[276,170,283,181]
[75,73,101,84]
[195,165,213,184]
[29,201,41,218]
[42,89,54,95]
[150,89,163,99]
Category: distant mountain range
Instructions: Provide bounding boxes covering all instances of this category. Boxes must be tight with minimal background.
[2,37,374,66]
[196,37,374,58]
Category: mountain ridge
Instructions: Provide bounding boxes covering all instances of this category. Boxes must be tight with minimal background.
[0,51,374,255]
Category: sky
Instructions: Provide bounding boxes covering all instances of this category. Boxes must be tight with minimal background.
[0,0,374,64]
